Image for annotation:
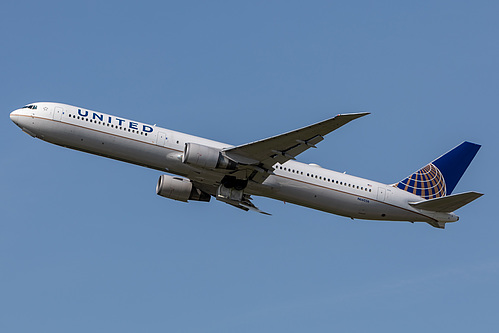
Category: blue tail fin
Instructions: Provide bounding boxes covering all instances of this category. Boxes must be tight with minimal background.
[394,142,481,199]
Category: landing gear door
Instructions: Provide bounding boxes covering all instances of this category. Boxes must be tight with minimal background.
[53,106,63,121]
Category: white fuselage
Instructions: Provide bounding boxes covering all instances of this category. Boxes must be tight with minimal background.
[10,102,458,225]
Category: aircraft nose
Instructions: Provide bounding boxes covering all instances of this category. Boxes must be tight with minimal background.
[10,109,20,124]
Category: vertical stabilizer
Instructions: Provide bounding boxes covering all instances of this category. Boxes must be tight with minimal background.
[394,142,481,199]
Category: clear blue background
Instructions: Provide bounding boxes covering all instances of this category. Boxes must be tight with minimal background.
[1,1,497,332]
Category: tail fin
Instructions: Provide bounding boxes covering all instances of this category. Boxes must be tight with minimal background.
[394,141,481,199]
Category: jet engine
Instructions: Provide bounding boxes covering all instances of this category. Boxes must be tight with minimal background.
[182,143,237,170]
[156,175,211,202]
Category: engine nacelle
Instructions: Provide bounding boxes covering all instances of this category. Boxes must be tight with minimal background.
[182,143,237,170]
[156,175,211,202]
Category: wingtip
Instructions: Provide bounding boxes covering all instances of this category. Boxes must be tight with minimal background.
[337,112,370,118]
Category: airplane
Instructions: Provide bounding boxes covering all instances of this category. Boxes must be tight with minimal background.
[10,102,483,229]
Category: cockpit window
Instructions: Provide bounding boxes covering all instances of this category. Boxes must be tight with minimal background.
[21,105,37,109]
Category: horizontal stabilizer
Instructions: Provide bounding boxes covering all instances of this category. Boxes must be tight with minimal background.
[409,191,483,212]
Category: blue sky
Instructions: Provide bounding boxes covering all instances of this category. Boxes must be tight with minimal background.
[1,1,498,332]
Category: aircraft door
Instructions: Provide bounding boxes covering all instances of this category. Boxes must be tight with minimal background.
[53,106,63,121]
[156,131,167,146]
[377,186,386,202]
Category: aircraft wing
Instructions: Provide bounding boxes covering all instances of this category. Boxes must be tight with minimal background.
[192,180,270,215]
[222,112,369,183]
[218,194,272,215]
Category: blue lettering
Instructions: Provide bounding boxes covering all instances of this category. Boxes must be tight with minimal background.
[92,113,103,121]
[142,125,153,133]
[116,118,125,126]
[129,122,138,130]
[78,109,88,117]
[108,116,112,123]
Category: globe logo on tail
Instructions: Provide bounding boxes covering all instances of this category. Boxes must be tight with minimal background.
[395,163,446,199]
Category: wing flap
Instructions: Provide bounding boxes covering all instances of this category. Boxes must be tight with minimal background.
[409,191,483,212]
[217,195,271,215]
